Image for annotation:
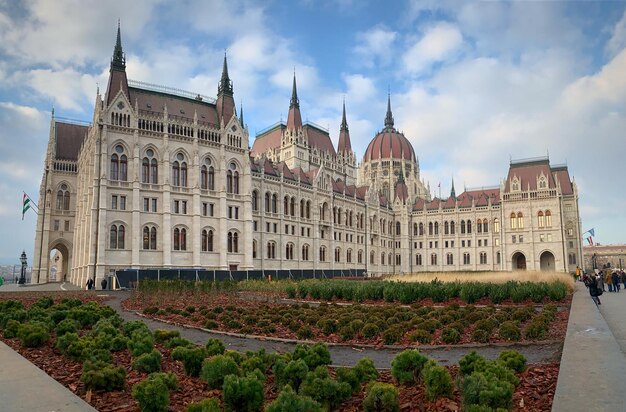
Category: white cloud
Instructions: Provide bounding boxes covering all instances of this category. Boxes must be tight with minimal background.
[607,9,626,58]
[402,22,463,74]
[353,25,398,68]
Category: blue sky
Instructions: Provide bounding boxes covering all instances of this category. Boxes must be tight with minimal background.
[0,0,625,265]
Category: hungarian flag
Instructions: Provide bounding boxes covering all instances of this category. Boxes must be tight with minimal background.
[22,193,31,220]
[587,236,593,246]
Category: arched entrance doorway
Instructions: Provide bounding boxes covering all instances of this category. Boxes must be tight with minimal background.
[49,242,70,282]
[540,251,556,272]
[512,252,527,270]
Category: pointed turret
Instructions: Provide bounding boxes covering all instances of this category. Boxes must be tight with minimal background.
[450,178,456,199]
[239,102,244,127]
[216,52,235,124]
[337,99,352,154]
[286,72,302,130]
[384,92,394,129]
[105,21,129,106]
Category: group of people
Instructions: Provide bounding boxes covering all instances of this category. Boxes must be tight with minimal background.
[581,268,626,305]
[86,277,108,290]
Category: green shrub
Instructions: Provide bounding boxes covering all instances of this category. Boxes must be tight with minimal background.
[316,318,337,335]
[423,360,453,401]
[84,348,113,364]
[474,318,496,333]
[55,318,79,336]
[17,322,50,347]
[498,350,526,372]
[3,319,21,339]
[201,355,240,389]
[299,366,352,411]
[128,330,155,357]
[362,382,400,412]
[286,284,297,299]
[64,336,94,360]
[391,349,428,384]
[297,324,314,340]
[50,309,68,325]
[166,336,193,349]
[109,335,130,352]
[524,320,547,339]
[67,307,101,328]
[459,351,487,376]
[132,349,162,373]
[547,282,568,301]
[511,305,535,322]
[33,296,55,309]
[132,372,178,412]
[153,329,180,343]
[293,343,331,369]
[275,358,309,391]
[441,327,461,344]
[382,325,404,345]
[205,338,225,356]
[185,398,221,412]
[143,306,159,315]
[410,329,432,344]
[81,360,126,392]
[172,346,207,377]
[448,320,465,335]
[123,320,151,337]
[266,385,322,412]
[362,323,380,338]
[204,320,218,330]
[354,358,379,383]
[222,372,264,412]
[460,371,514,410]
[471,328,490,343]
[338,325,355,341]
[498,321,521,341]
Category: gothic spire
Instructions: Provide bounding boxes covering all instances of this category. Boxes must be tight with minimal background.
[290,71,299,108]
[450,178,456,199]
[286,71,302,130]
[384,92,394,129]
[218,51,233,96]
[111,20,126,71]
[239,102,244,127]
[337,98,352,153]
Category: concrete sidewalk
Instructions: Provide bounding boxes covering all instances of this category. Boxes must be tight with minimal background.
[552,282,626,411]
[0,341,96,412]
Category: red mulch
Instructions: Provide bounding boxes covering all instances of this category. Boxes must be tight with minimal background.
[123,291,570,346]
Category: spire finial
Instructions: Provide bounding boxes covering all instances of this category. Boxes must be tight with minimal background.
[218,50,233,95]
[340,97,348,132]
[290,71,299,108]
[384,90,394,128]
[239,100,244,126]
[450,177,456,198]
[111,20,126,70]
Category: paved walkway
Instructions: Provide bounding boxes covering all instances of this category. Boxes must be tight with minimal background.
[552,281,626,411]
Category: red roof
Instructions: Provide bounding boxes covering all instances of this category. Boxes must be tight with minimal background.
[505,158,555,192]
[395,180,408,202]
[130,87,219,127]
[363,128,416,162]
[55,121,88,161]
[304,124,336,156]
[251,124,285,157]
[552,167,574,195]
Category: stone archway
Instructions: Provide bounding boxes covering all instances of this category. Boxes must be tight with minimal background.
[49,242,70,283]
[540,251,556,272]
[512,252,527,270]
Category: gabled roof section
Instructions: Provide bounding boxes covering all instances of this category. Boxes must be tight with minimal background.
[442,196,456,209]
[55,121,89,161]
[251,123,285,157]
[505,157,556,192]
[426,198,441,210]
[413,198,426,211]
[304,124,336,156]
[276,162,296,180]
[355,186,368,200]
[395,180,408,202]
[130,87,218,126]
[552,166,574,195]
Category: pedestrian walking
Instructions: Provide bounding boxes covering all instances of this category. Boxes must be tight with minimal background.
[584,274,602,305]
[86,277,94,290]
[621,270,626,290]
[101,277,108,290]
[597,270,606,292]
[612,271,620,292]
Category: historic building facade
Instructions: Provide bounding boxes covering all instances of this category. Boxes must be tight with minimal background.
[31,26,583,285]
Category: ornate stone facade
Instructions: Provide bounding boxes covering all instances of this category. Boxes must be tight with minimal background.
[31,26,583,285]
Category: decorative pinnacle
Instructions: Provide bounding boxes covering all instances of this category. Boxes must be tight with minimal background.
[340,97,348,132]
[384,91,394,128]
[218,51,233,95]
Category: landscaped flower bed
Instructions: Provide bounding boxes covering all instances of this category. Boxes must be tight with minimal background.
[125,290,568,346]
[0,295,558,411]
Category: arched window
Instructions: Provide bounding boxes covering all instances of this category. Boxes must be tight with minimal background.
[446,253,453,265]
[265,192,271,212]
[538,211,545,228]
[172,153,187,186]
[142,157,150,183]
[300,200,305,217]
[286,243,294,260]
[319,246,326,262]
[477,219,483,233]
[252,191,259,211]
[414,223,418,235]
[110,153,119,180]
[434,222,439,235]
[142,226,157,250]
[110,145,127,181]
[272,194,277,213]
[463,253,471,265]
[510,213,517,229]
[347,249,352,263]
[450,221,456,235]
[335,247,341,263]
[415,254,422,266]
[467,220,472,234]
[173,227,187,251]
[545,210,552,227]
[56,184,70,210]
[396,222,401,236]
[517,212,523,229]
[227,231,238,253]
[267,242,276,259]
[357,250,363,264]
[142,149,158,183]
[370,251,375,264]
[118,225,125,249]
[110,225,118,249]
[496,251,501,265]
[483,219,488,233]
[284,196,289,215]
[444,221,449,235]
[381,253,385,265]
[461,220,466,234]
[200,158,214,190]
[494,218,500,233]
[302,244,309,261]
[226,162,239,194]
[430,253,437,265]
[202,230,208,251]
[419,223,424,236]
[428,222,433,236]
[290,197,295,217]
[306,201,311,219]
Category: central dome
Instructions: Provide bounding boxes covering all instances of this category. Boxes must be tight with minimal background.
[363,94,416,163]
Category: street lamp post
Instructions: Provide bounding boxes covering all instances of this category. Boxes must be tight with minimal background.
[19,251,27,285]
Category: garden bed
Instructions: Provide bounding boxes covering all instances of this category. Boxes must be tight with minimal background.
[0,294,558,411]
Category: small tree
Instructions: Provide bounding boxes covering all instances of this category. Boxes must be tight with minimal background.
[391,349,428,384]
